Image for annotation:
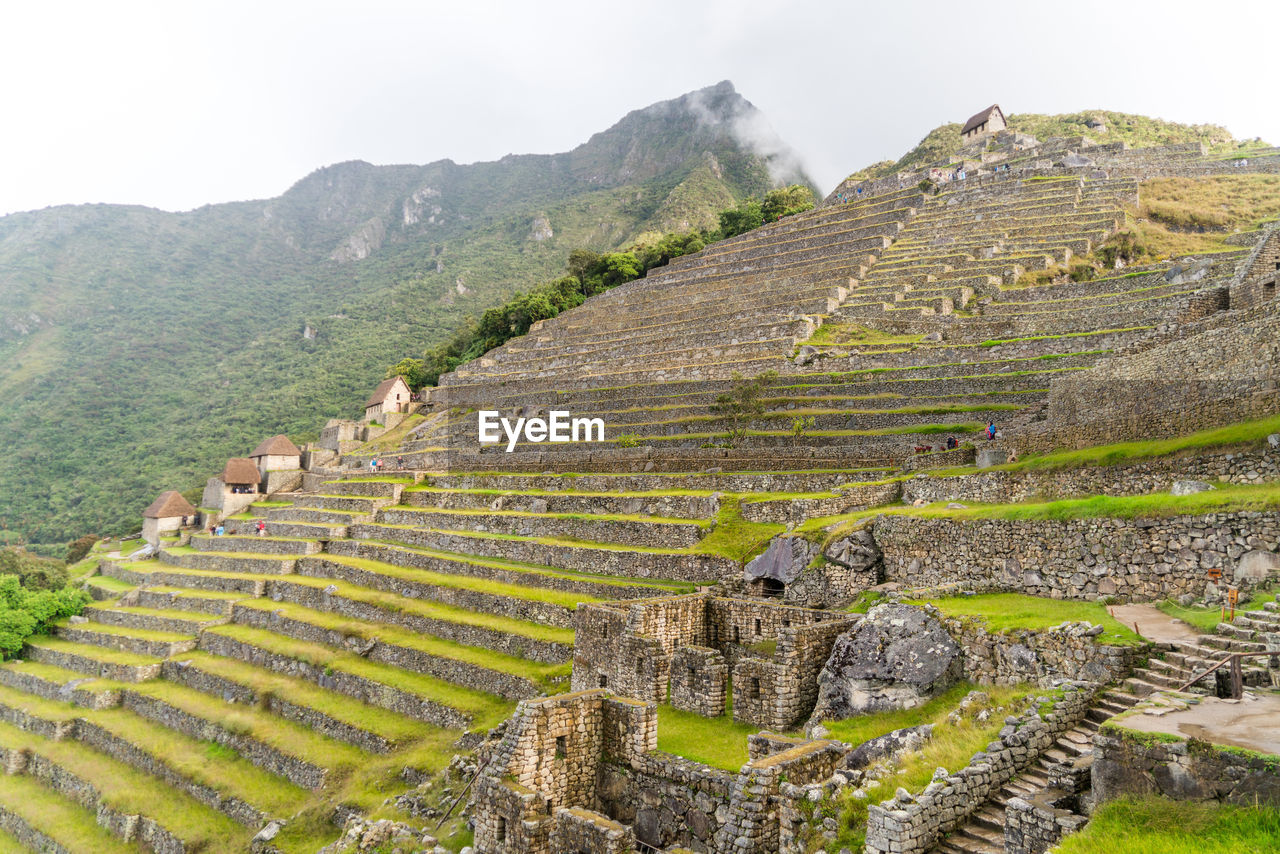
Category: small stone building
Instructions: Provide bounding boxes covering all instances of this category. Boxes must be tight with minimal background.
[1230,227,1280,311]
[571,593,856,729]
[364,376,411,422]
[141,490,197,545]
[249,434,304,492]
[200,457,263,518]
[961,104,1006,141]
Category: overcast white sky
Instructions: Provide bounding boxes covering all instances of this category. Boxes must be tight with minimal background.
[2,0,1277,217]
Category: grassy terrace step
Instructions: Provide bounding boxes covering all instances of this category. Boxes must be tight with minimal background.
[267,506,370,525]
[350,522,737,582]
[266,570,573,662]
[84,575,135,600]
[0,717,253,851]
[158,547,298,575]
[163,651,431,753]
[0,660,120,709]
[109,559,270,595]
[0,772,139,854]
[292,493,397,514]
[229,598,568,699]
[82,703,311,825]
[375,504,707,549]
[122,679,365,790]
[200,623,514,731]
[305,547,627,628]
[402,486,718,519]
[82,604,228,634]
[134,585,243,616]
[22,638,163,682]
[317,478,410,497]
[53,619,196,658]
[191,533,321,556]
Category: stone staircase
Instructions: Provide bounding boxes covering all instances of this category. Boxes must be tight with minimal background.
[932,690,1139,854]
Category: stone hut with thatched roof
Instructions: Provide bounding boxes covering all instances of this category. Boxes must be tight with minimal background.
[201,456,264,517]
[142,490,197,545]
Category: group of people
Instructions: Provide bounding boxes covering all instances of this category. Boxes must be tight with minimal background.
[366,456,406,472]
[911,423,997,457]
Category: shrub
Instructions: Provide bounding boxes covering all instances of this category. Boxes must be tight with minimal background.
[0,574,90,659]
[65,535,100,564]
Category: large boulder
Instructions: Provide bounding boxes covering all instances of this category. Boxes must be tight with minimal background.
[843,724,934,770]
[810,604,961,721]
[743,534,817,586]
[1235,549,1280,583]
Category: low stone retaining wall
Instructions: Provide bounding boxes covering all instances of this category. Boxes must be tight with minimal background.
[267,576,570,663]
[197,630,471,730]
[1093,722,1280,806]
[120,689,327,791]
[740,482,901,524]
[865,682,1095,854]
[161,659,392,754]
[902,448,1280,505]
[873,510,1280,601]
[1004,791,1086,854]
[375,507,705,549]
[404,488,719,520]
[940,612,1146,686]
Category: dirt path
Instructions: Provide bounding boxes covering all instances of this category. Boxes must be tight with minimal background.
[1108,603,1203,645]
[1117,693,1280,755]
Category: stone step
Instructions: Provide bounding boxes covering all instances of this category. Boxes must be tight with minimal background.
[314,478,409,499]
[162,652,427,755]
[109,560,270,595]
[227,599,565,700]
[158,549,298,575]
[22,638,164,682]
[191,534,320,556]
[401,486,719,520]
[266,571,573,663]
[198,624,506,730]
[82,604,227,635]
[259,521,349,539]
[53,620,196,658]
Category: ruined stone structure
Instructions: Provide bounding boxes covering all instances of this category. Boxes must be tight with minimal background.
[472,689,845,854]
[571,593,855,729]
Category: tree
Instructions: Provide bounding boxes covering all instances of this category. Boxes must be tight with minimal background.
[761,185,815,223]
[718,200,763,238]
[711,371,777,446]
[387,358,430,390]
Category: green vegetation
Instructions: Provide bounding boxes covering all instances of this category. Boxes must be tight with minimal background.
[823,684,1040,851]
[1156,599,1233,633]
[806,324,924,348]
[0,84,808,546]
[656,703,759,770]
[1053,796,1280,854]
[0,572,89,659]
[915,593,1143,646]
[694,495,785,563]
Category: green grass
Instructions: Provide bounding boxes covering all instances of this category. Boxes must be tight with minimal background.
[1053,796,1280,854]
[231,598,571,690]
[914,593,1143,646]
[656,703,759,771]
[694,494,786,562]
[826,684,1041,851]
[0,773,138,854]
[1155,600,1230,633]
[805,324,924,348]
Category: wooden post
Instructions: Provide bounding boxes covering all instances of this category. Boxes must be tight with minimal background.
[1230,655,1244,700]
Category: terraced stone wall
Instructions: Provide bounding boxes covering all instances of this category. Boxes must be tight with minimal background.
[1093,724,1280,807]
[902,448,1280,505]
[1044,303,1280,448]
[873,510,1280,601]
[941,615,1146,687]
[1231,229,1280,311]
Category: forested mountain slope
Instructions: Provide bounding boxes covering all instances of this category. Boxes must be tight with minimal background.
[0,81,809,544]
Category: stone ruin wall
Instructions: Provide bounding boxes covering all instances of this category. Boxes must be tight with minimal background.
[570,594,856,729]
[873,510,1280,602]
[471,689,846,854]
[1041,298,1280,450]
[1092,723,1280,808]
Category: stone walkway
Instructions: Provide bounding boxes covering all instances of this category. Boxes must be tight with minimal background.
[1116,692,1280,755]
[1108,603,1202,645]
